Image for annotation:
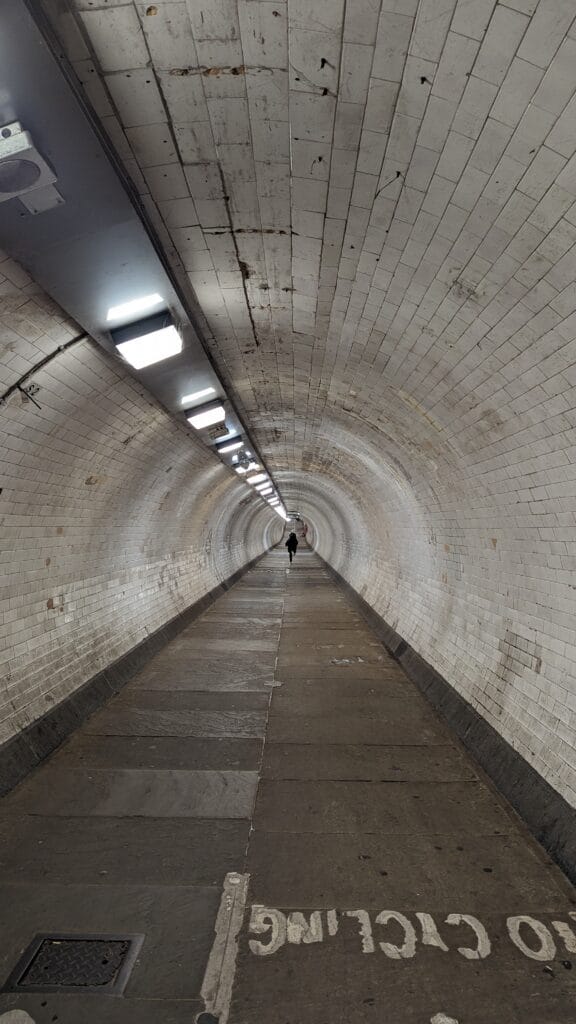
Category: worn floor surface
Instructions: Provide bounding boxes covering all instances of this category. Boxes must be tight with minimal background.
[0,549,574,1023]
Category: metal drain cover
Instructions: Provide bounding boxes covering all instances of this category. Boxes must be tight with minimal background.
[3,934,144,995]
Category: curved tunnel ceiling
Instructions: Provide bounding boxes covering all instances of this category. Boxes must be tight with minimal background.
[0,0,286,511]
[1,0,576,807]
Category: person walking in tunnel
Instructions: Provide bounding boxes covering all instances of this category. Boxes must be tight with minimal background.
[285,531,298,563]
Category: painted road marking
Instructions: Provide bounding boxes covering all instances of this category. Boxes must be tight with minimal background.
[198,872,250,1024]
[247,906,576,962]
[0,1014,36,1023]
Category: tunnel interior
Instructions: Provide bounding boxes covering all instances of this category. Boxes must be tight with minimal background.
[2,260,569,815]
[1,0,576,1019]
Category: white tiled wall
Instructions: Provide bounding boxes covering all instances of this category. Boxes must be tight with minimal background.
[304,401,576,811]
[28,0,576,811]
[0,256,278,746]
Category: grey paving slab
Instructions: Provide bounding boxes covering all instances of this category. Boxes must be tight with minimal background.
[131,646,276,671]
[230,930,576,1024]
[282,601,346,612]
[276,645,383,662]
[0,883,219,1000]
[196,614,282,628]
[46,734,263,771]
[270,677,415,710]
[276,649,391,670]
[111,690,270,712]
[199,605,282,615]
[275,663,407,683]
[0,995,202,1024]
[278,628,379,646]
[278,632,384,649]
[127,658,275,690]
[266,708,450,745]
[253,780,517,835]
[167,636,278,653]
[262,743,478,781]
[0,769,258,818]
[284,581,340,586]
[283,577,339,585]
[282,612,356,622]
[214,595,284,608]
[227,584,284,594]
[1,547,574,1024]
[278,645,393,662]
[0,816,248,885]
[133,654,276,682]
[200,609,281,625]
[183,622,280,639]
[241,586,284,593]
[84,707,268,737]
[282,613,364,626]
[276,665,407,686]
[282,603,346,610]
[283,574,332,583]
[246,830,573,911]
[147,649,278,671]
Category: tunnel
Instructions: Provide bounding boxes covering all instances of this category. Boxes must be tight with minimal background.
[1,0,576,1021]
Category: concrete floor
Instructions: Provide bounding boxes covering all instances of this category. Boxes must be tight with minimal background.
[0,549,575,1023]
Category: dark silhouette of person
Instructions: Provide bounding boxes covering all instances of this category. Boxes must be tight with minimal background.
[285,531,298,563]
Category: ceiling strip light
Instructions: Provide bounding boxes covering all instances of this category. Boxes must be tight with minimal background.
[111,311,182,369]
[187,402,226,429]
[180,386,216,405]
[218,440,243,454]
[106,293,163,321]
[116,326,181,369]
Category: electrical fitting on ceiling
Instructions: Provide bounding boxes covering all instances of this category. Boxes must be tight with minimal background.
[0,2,286,522]
[108,296,286,518]
[0,5,286,519]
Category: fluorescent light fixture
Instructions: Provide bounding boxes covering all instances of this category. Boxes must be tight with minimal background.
[111,311,182,370]
[218,440,243,454]
[106,293,163,321]
[270,498,280,504]
[187,403,226,430]
[261,487,273,496]
[255,482,270,491]
[180,386,216,405]
[116,325,181,369]
[247,473,267,485]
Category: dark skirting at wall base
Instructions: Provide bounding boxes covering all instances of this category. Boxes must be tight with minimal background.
[0,551,267,798]
[319,555,576,888]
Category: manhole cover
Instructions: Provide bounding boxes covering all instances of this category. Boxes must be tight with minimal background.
[3,934,144,994]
